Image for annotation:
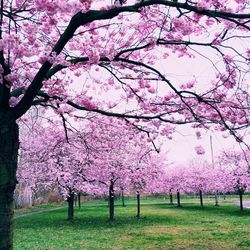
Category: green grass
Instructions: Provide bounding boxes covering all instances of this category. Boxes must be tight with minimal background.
[14,197,250,250]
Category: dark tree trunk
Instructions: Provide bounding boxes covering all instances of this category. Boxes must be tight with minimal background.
[177,190,181,207]
[239,190,243,211]
[121,188,125,207]
[136,192,140,219]
[109,182,115,222]
[0,120,19,250]
[199,189,203,208]
[215,190,219,206]
[169,189,173,205]
[78,193,81,210]
[67,193,75,220]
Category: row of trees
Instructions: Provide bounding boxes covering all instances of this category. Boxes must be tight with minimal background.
[17,116,250,222]
[159,154,250,210]
[18,116,166,221]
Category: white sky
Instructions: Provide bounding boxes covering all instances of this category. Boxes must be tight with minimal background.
[73,48,249,166]
[153,46,249,165]
[162,128,240,165]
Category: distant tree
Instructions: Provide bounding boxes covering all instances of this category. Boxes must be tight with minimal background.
[216,150,250,211]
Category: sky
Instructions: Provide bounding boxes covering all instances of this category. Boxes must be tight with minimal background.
[153,49,249,165]
[149,46,228,162]
[73,43,249,166]
[163,128,234,165]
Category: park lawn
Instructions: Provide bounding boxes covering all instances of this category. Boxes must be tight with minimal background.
[14,202,66,217]
[14,199,250,250]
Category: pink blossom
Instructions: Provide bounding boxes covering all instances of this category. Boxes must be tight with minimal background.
[195,145,205,155]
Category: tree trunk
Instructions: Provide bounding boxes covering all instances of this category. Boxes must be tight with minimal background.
[177,190,181,207]
[136,192,140,219]
[239,190,243,211]
[78,193,81,210]
[121,188,125,207]
[215,190,219,206]
[199,189,203,208]
[67,192,74,220]
[0,120,19,250]
[109,182,115,222]
[169,189,173,205]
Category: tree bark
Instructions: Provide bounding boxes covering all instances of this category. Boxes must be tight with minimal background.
[78,193,81,210]
[199,189,203,208]
[169,189,173,205]
[177,190,181,207]
[0,120,19,250]
[136,192,140,219]
[239,190,243,211]
[67,192,75,220]
[215,190,219,206]
[121,188,125,207]
[109,182,115,222]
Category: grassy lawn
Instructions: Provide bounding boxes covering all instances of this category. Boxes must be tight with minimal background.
[14,197,250,250]
[14,202,66,217]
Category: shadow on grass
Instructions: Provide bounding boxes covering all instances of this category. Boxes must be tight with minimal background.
[14,202,250,235]
[14,205,184,232]
[154,202,250,217]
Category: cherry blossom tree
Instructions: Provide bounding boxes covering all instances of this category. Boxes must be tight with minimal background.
[85,119,148,222]
[129,153,165,218]
[18,121,98,220]
[185,159,213,207]
[0,0,250,248]
[163,172,176,205]
[164,166,187,207]
[172,154,250,209]
[216,150,250,211]
[207,163,232,206]
[18,116,161,221]
[84,119,160,222]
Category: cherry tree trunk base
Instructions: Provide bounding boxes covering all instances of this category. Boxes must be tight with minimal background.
[121,190,125,207]
[177,191,181,207]
[199,190,203,208]
[0,190,15,250]
[109,198,115,223]
[109,184,115,222]
[239,192,243,211]
[136,193,141,219]
[78,193,81,210]
[0,120,19,250]
[169,192,174,205]
[215,191,219,206]
[67,193,75,220]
